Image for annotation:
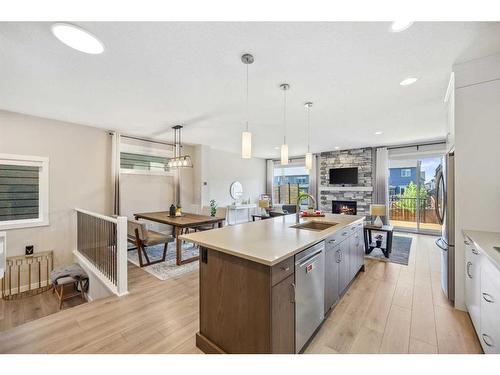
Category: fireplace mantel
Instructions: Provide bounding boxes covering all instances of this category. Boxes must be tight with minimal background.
[320,186,373,192]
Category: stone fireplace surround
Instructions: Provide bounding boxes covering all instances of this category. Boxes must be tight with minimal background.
[318,147,374,217]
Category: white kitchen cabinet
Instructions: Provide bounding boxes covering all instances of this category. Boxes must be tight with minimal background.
[480,256,500,353]
[464,237,481,332]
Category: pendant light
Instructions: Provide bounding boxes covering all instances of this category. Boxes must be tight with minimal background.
[304,102,313,170]
[280,83,290,165]
[241,53,254,159]
[167,125,193,168]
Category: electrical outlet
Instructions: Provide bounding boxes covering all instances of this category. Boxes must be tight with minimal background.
[25,245,34,256]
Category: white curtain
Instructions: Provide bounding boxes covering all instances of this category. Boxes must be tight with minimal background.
[111,131,121,215]
[266,159,274,198]
[308,155,318,209]
[375,147,389,224]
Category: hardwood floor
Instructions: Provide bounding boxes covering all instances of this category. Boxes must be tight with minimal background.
[305,233,482,354]
[0,286,86,332]
[0,233,482,354]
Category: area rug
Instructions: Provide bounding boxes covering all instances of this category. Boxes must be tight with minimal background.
[365,235,412,266]
[127,241,199,281]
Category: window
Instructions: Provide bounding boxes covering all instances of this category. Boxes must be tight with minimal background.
[401,168,411,178]
[272,161,310,206]
[119,143,174,175]
[0,154,49,230]
[120,152,170,172]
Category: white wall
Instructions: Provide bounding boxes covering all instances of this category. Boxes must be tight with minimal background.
[453,54,500,310]
[0,110,112,271]
[189,146,266,209]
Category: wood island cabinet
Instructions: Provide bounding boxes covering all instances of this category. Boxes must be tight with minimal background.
[195,220,365,354]
[197,247,295,354]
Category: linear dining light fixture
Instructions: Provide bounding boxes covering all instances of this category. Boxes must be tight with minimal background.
[168,125,193,168]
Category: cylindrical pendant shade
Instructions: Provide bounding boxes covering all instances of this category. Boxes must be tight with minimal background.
[281,144,289,165]
[305,152,313,170]
[241,131,252,159]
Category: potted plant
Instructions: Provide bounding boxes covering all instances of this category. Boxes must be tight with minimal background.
[375,234,383,248]
[209,199,217,217]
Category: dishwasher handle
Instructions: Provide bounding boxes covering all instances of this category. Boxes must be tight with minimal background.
[296,249,323,268]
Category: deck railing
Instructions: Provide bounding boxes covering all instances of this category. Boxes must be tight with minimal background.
[389,196,439,224]
[75,208,128,296]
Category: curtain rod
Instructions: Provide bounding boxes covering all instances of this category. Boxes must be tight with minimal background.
[119,134,175,147]
[267,140,446,161]
[385,140,446,151]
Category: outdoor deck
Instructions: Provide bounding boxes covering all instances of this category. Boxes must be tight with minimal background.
[391,220,441,232]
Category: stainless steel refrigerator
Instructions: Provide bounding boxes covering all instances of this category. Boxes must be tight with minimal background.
[435,152,455,302]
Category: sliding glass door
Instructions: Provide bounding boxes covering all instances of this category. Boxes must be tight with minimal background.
[272,159,310,209]
[388,145,444,235]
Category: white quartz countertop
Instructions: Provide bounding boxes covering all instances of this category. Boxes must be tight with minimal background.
[180,213,365,266]
[463,229,500,269]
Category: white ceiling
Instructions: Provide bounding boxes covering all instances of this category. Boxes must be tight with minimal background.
[1,22,500,158]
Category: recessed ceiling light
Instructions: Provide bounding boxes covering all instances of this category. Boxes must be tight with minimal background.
[51,23,104,54]
[374,131,383,135]
[274,146,280,150]
[390,21,413,32]
[334,146,340,150]
[400,77,418,86]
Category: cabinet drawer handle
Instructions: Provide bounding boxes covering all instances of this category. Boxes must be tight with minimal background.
[291,282,296,304]
[328,239,336,244]
[342,232,348,236]
[471,248,478,255]
[464,240,471,245]
[482,293,494,303]
[482,333,494,347]
[466,262,472,279]
[281,266,290,272]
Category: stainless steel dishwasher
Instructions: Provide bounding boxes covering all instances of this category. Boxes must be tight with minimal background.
[295,241,325,353]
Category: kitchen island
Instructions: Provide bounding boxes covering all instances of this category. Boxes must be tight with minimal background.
[180,213,365,354]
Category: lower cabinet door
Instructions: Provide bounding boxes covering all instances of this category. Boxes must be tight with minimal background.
[464,239,481,332]
[338,240,350,295]
[357,228,365,269]
[480,257,500,354]
[271,273,295,353]
[325,244,340,314]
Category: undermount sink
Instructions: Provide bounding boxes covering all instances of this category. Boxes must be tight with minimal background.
[290,221,338,231]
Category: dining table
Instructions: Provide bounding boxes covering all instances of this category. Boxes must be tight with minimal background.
[133,211,225,266]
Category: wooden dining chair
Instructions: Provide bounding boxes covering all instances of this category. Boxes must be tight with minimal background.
[127,219,175,267]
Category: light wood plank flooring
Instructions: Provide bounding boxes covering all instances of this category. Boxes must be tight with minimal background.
[0,286,86,332]
[305,233,482,354]
[0,234,482,354]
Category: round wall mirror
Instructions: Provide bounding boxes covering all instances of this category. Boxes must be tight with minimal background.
[230,181,244,200]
